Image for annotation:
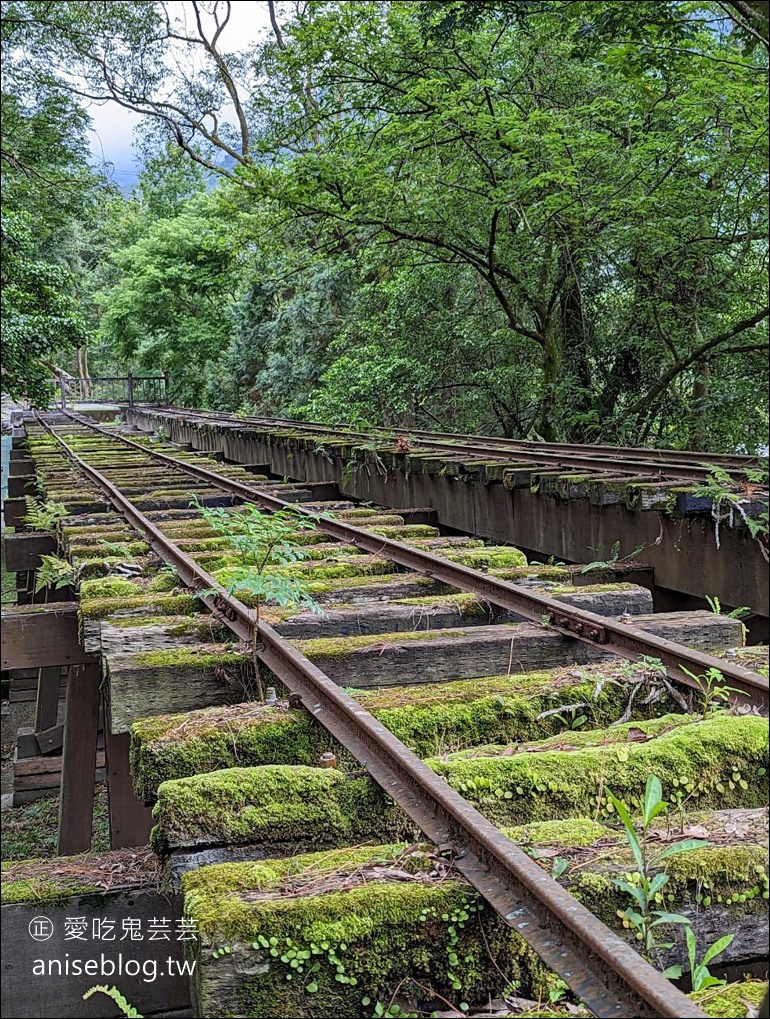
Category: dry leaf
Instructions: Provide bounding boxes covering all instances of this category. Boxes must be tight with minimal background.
[681,824,711,838]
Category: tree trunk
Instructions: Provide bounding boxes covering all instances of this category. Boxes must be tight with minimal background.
[536,324,560,440]
[688,359,710,450]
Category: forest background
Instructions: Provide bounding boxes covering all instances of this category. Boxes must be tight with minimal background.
[1,0,768,451]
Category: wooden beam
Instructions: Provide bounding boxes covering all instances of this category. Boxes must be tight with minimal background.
[7,475,35,498]
[35,666,62,733]
[35,723,64,755]
[57,663,101,854]
[8,456,33,476]
[105,725,154,849]
[1,603,96,670]
[3,498,28,528]
[3,533,56,572]
[1,888,189,1018]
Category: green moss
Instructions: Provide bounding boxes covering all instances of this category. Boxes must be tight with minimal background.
[79,576,143,600]
[332,509,381,519]
[79,592,199,620]
[568,841,769,927]
[183,845,411,908]
[549,582,640,596]
[146,571,179,592]
[429,714,769,825]
[1,876,100,904]
[61,524,133,543]
[66,539,148,557]
[151,765,406,854]
[490,565,571,581]
[447,546,528,569]
[130,667,677,798]
[391,592,491,617]
[666,844,769,889]
[694,981,767,1018]
[369,524,440,539]
[136,648,250,669]
[194,543,359,572]
[296,628,466,660]
[72,556,148,580]
[212,555,398,591]
[132,706,321,802]
[504,818,610,847]
[305,572,435,596]
[182,845,556,1017]
[452,713,692,758]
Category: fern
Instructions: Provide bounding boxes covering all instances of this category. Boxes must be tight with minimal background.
[23,496,67,531]
[35,555,75,593]
[695,465,769,561]
[580,540,647,574]
[82,985,143,1017]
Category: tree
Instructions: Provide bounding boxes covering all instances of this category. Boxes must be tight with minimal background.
[95,189,247,405]
[8,1,767,449]
[255,2,767,442]
[1,210,88,403]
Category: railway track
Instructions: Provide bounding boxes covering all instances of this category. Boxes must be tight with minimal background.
[54,409,769,705]
[142,405,768,483]
[16,410,770,1018]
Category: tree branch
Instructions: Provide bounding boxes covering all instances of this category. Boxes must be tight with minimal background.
[625,308,769,418]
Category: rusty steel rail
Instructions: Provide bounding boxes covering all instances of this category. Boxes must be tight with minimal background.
[137,406,768,482]
[35,413,710,1019]
[59,410,769,708]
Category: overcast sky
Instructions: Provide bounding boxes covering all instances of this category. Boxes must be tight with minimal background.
[86,1,272,192]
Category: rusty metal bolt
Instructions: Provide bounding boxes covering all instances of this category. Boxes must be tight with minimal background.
[319,752,337,768]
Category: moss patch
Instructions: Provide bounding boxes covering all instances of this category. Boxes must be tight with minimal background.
[447,546,528,569]
[79,576,143,600]
[429,714,769,825]
[136,647,250,670]
[295,628,466,661]
[1,847,159,904]
[132,705,321,801]
[182,845,554,1017]
[79,592,200,620]
[568,841,769,928]
[130,666,678,798]
[151,765,407,854]
[694,981,767,1018]
[370,524,440,539]
[504,818,611,847]
[146,571,180,592]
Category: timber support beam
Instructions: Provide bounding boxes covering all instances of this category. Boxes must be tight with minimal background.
[1,603,97,670]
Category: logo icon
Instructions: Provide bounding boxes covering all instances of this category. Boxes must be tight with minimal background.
[29,916,54,941]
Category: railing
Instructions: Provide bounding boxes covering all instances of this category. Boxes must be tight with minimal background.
[56,373,169,409]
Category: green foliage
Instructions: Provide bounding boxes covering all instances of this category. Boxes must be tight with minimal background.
[705,596,750,620]
[95,191,245,405]
[684,927,734,992]
[608,775,709,964]
[34,554,75,593]
[192,499,322,620]
[4,1,769,446]
[580,541,647,574]
[23,496,67,531]
[1,211,88,404]
[694,466,769,559]
[82,986,142,1018]
[680,666,743,719]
